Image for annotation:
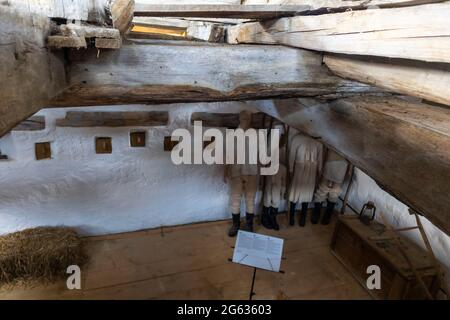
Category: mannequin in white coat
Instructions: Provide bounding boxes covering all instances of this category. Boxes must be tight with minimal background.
[224,111,259,237]
[261,127,287,231]
[288,133,323,227]
[311,149,349,225]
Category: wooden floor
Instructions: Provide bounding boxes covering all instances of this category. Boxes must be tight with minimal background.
[0,214,371,300]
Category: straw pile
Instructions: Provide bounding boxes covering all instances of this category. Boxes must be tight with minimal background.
[0,227,87,284]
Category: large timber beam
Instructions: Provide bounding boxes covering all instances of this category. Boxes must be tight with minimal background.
[324,54,450,107]
[228,2,450,63]
[243,0,446,11]
[11,0,134,32]
[133,4,310,19]
[250,97,450,235]
[0,5,66,138]
[49,43,380,107]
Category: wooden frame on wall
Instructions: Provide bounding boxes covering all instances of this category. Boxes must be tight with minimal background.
[35,142,51,160]
[95,137,112,154]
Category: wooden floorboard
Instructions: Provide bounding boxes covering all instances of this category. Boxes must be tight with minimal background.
[0,215,371,300]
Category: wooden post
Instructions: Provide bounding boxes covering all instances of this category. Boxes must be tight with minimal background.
[412,211,450,299]
[340,164,355,214]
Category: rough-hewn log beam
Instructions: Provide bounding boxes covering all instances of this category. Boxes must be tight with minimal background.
[49,43,380,107]
[324,54,450,107]
[56,111,168,127]
[191,112,279,129]
[249,97,450,235]
[130,19,225,42]
[228,2,450,63]
[133,4,310,19]
[11,0,134,29]
[0,5,66,138]
[12,116,46,131]
[243,0,446,11]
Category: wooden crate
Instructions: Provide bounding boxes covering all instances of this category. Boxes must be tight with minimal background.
[331,215,439,299]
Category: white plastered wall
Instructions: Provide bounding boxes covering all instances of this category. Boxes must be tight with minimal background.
[0,102,264,236]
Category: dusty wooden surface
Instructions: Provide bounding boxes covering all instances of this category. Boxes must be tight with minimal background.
[0,215,370,300]
[250,97,450,235]
[324,54,450,107]
[133,4,310,19]
[111,0,135,34]
[0,5,66,138]
[12,116,46,131]
[228,2,450,63]
[242,0,446,11]
[56,111,169,127]
[49,42,380,107]
[191,112,270,128]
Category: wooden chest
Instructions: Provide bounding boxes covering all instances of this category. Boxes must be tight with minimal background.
[331,215,439,299]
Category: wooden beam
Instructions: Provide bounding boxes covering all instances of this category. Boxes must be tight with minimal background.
[0,5,66,138]
[12,116,46,131]
[228,2,450,63]
[95,37,122,49]
[191,112,280,128]
[11,1,133,30]
[133,4,310,19]
[130,19,225,42]
[56,111,168,127]
[243,0,446,11]
[111,0,135,34]
[324,54,450,107]
[249,97,450,235]
[47,35,87,49]
[49,43,380,107]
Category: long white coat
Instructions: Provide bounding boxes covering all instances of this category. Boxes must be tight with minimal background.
[288,134,323,203]
[264,163,286,208]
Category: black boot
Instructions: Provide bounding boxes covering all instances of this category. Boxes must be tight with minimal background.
[270,207,279,231]
[321,201,336,225]
[311,202,322,224]
[299,202,308,227]
[243,212,255,232]
[228,213,240,237]
[289,202,296,226]
[261,206,273,230]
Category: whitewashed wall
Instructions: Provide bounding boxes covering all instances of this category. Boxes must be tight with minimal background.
[0,102,263,236]
[343,168,450,287]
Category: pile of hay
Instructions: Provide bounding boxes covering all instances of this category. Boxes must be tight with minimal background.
[0,227,87,285]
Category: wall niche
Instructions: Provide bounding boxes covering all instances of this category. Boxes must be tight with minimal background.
[35,142,51,160]
[164,136,179,151]
[130,132,146,147]
[96,137,112,154]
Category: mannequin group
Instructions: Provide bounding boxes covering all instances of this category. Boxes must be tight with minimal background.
[225,111,349,237]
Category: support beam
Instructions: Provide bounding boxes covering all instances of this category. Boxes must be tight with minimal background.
[249,97,450,235]
[324,54,450,107]
[111,0,135,34]
[243,0,446,11]
[191,112,278,128]
[11,0,134,30]
[130,19,225,42]
[12,116,46,131]
[0,5,66,138]
[228,2,450,63]
[49,43,381,107]
[56,111,168,127]
[133,4,310,19]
